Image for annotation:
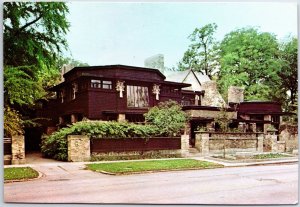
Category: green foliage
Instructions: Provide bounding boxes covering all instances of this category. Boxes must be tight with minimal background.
[4,66,45,106]
[41,121,160,161]
[178,23,219,78]
[278,37,298,113]
[4,2,70,67]
[197,126,207,132]
[218,27,282,101]
[144,100,188,137]
[91,153,181,162]
[4,106,24,137]
[214,107,232,132]
[3,2,71,133]
[86,159,223,174]
[4,167,39,181]
[251,153,291,159]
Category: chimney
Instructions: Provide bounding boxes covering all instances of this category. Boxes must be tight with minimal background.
[60,64,74,82]
[228,86,244,104]
[144,54,165,74]
[201,81,226,107]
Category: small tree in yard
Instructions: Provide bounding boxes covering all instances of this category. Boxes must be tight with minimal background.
[214,106,232,158]
[144,100,188,137]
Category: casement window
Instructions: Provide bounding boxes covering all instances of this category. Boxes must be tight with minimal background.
[91,79,101,88]
[91,79,112,89]
[127,85,149,108]
[102,80,112,89]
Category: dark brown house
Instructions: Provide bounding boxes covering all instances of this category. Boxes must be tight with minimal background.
[38,65,203,128]
[32,65,290,151]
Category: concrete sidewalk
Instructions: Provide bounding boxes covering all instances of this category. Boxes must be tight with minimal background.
[192,155,298,167]
[5,152,298,169]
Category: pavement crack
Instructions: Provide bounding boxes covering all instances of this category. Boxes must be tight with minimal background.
[57,165,70,173]
[256,178,282,183]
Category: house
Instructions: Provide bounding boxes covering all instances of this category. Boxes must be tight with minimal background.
[38,65,203,128]
[35,65,290,150]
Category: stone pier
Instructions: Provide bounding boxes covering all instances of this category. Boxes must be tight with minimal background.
[68,135,90,162]
[11,135,26,165]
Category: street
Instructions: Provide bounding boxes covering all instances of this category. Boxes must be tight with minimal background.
[4,163,298,204]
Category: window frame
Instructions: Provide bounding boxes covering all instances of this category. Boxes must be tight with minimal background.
[126,85,149,108]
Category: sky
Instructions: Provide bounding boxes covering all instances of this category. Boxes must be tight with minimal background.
[65,2,298,69]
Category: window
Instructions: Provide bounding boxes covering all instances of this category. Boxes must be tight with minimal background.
[127,85,149,107]
[102,80,112,89]
[91,79,112,89]
[91,79,101,88]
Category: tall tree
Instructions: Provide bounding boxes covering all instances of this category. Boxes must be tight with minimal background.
[178,23,219,78]
[217,27,282,101]
[278,37,298,110]
[4,2,70,67]
[3,2,70,136]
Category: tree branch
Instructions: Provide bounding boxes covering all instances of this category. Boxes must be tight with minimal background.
[13,14,43,36]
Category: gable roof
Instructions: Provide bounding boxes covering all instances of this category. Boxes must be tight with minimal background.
[164,69,210,91]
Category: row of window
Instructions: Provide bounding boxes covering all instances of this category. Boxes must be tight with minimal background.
[91,80,112,89]
[59,80,196,108]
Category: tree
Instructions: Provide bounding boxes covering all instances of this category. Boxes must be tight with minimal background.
[178,23,219,78]
[144,100,188,137]
[278,37,298,111]
[218,27,282,101]
[3,2,70,135]
[4,2,70,67]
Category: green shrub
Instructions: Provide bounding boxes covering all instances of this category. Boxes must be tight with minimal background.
[41,121,160,161]
[144,100,188,136]
[41,101,188,161]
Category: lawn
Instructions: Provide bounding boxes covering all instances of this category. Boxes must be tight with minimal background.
[4,167,39,181]
[250,153,292,159]
[86,159,223,174]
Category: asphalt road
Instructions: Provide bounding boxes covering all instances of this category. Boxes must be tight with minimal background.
[4,162,298,205]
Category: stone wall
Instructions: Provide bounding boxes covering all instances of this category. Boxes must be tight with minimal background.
[186,109,237,119]
[195,132,263,156]
[11,135,26,165]
[279,126,298,152]
[67,135,90,162]
[67,135,190,161]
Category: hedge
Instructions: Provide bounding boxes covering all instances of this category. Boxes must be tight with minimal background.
[41,121,160,161]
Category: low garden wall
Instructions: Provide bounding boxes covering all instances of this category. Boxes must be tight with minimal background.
[68,135,189,162]
[195,132,264,156]
[279,124,298,152]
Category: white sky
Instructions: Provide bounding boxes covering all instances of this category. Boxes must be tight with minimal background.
[65,2,298,69]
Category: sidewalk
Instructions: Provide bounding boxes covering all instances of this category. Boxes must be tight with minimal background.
[5,152,298,169]
[192,156,298,167]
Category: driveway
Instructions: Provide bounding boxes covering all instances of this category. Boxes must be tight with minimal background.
[4,158,298,205]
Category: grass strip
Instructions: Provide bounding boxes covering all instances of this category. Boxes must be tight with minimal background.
[86,159,223,174]
[251,153,292,159]
[4,167,39,181]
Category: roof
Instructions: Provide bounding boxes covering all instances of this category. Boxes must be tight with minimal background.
[164,69,210,91]
[63,64,166,79]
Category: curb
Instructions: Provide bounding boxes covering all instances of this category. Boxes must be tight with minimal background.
[93,165,225,176]
[199,157,298,167]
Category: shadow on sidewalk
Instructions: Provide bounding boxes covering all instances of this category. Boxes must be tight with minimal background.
[25,151,64,164]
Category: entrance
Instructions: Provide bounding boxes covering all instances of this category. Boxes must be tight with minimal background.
[189,120,210,147]
[25,127,43,152]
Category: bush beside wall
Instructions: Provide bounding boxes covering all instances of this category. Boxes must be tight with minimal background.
[41,121,161,161]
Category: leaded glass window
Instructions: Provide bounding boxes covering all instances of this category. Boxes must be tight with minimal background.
[127,85,149,107]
